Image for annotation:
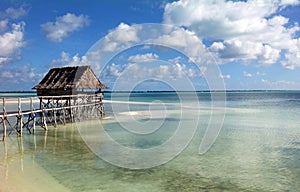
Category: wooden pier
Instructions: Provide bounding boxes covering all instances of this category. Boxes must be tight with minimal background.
[0,94,105,140]
[1,65,108,141]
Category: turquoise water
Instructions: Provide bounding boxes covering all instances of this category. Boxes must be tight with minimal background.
[1,91,300,191]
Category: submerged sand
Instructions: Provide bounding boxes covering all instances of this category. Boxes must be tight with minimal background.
[0,146,69,192]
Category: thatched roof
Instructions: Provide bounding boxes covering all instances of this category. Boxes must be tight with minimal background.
[33,66,108,90]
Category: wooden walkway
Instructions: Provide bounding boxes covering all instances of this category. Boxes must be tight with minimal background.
[0,94,104,140]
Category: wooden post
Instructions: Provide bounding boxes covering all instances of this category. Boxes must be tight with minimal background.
[2,118,6,140]
[40,97,43,127]
[51,98,56,127]
[2,98,6,140]
[43,111,48,131]
[39,98,42,111]
[30,97,36,133]
[62,106,66,125]
[54,109,57,127]
[68,98,72,122]
[40,97,48,131]
[18,98,23,137]
[33,113,36,133]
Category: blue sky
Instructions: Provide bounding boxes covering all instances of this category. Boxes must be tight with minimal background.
[0,0,300,91]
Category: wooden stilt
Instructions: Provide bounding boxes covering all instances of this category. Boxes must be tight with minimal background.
[54,109,57,127]
[39,98,42,117]
[2,98,6,140]
[18,98,23,137]
[30,97,36,134]
[33,114,36,133]
[20,115,23,137]
[62,108,66,125]
[43,111,48,131]
[69,98,73,122]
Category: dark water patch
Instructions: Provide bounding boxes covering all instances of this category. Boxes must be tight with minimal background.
[103,117,179,148]
[134,139,162,148]
[138,117,180,122]
[280,147,300,160]
[111,167,156,181]
[161,170,261,192]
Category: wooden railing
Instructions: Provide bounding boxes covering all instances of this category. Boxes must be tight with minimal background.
[0,94,105,140]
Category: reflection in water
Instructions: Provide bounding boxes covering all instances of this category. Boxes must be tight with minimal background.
[0,128,71,192]
[3,140,8,179]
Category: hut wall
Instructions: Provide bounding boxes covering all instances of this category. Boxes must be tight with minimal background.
[37,89,73,97]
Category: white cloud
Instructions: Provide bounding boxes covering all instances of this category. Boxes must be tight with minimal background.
[151,63,188,80]
[41,13,90,42]
[164,0,300,66]
[4,6,28,19]
[279,0,300,6]
[128,53,159,63]
[107,63,123,77]
[257,44,281,65]
[102,23,141,52]
[59,23,213,89]
[152,27,207,63]
[210,39,281,64]
[0,6,28,66]
[219,74,231,79]
[256,71,266,76]
[168,56,183,64]
[167,56,202,78]
[0,22,25,65]
[282,51,300,70]
[281,38,300,70]
[261,78,300,89]
[0,64,43,90]
[243,71,267,78]
[164,0,299,39]
[101,61,201,83]
[86,23,211,82]
[0,70,14,78]
[48,51,90,67]
[110,22,140,42]
[0,19,8,32]
[165,0,269,38]
[243,71,253,77]
[0,6,28,20]
[98,23,208,63]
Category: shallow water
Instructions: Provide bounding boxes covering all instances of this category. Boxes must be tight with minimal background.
[1,91,300,191]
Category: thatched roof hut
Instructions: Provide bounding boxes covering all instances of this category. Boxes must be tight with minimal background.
[33,66,108,96]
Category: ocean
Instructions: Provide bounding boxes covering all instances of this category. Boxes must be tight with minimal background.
[0,91,300,191]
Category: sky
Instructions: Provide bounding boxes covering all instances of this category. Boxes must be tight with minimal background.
[0,0,300,91]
